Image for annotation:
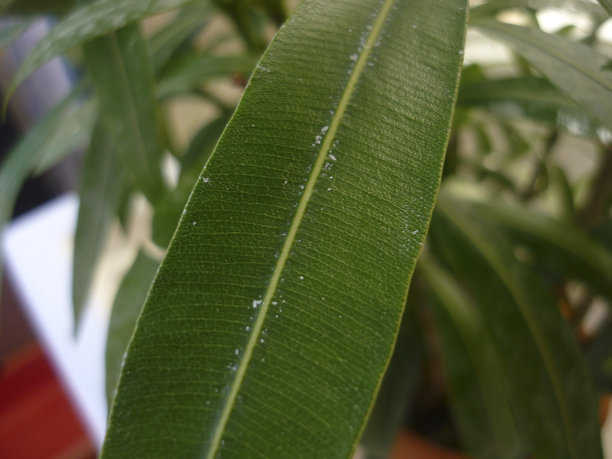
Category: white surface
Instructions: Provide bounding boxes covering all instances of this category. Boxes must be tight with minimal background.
[3,194,109,447]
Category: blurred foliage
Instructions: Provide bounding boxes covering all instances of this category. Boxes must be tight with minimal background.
[1,0,611,458]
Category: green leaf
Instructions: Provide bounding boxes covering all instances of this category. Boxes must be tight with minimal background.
[73,118,129,328]
[469,0,607,20]
[458,78,604,139]
[431,194,603,459]
[262,0,288,25]
[101,0,468,457]
[586,322,612,392]
[0,20,29,50]
[33,97,97,175]
[473,20,612,135]
[149,1,215,74]
[213,0,268,52]
[420,255,524,459]
[105,250,160,407]
[469,199,612,304]
[84,25,168,205]
[0,88,88,298]
[360,294,423,459]
[550,166,576,223]
[6,0,201,98]
[596,0,612,16]
[157,54,259,98]
[0,0,75,14]
[152,112,232,248]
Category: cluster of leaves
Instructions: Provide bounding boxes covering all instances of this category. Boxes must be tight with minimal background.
[1,0,612,458]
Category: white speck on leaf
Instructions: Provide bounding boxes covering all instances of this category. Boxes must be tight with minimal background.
[253,300,262,308]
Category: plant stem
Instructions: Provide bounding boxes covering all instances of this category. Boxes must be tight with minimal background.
[521,130,558,201]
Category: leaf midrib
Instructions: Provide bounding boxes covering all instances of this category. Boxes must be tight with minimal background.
[203,0,397,456]
[106,31,160,194]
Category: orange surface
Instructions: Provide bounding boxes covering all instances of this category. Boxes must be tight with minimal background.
[0,344,96,459]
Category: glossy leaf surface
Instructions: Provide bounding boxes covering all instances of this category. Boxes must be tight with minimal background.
[431,194,602,459]
[420,256,523,459]
[84,25,168,205]
[101,0,468,457]
[473,20,612,134]
[7,0,200,97]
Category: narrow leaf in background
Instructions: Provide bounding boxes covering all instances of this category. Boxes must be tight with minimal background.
[157,54,259,99]
[360,299,423,459]
[597,0,612,16]
[431,194,603,459]
[152,112,233,248]
[33,98,96,175]
[0,88,91,295]
[105,250,160,407]
[149,1,215,74]
[0,19,28,50]
[101,0,468,457]
[73,119,128,327]
[6,0,202,97]
[469,200,612,304]
[84,25,168,206]
[457,78,605,140]
[473,20,612,135]
[420,256,524,459]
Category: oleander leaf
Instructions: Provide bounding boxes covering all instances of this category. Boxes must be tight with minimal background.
[6,0,201,98]
[469,0,607,20]
[105,250,160,407]
[468,199,612,304]
[420,255,524,459]
[0,0,75,14]
[152,112,232,248]
[83,25,168,205]
[73,118,129,327]
[0,88,89,299]
[101,0,468,458]
[157,54,259,98]
[473,20,612,134]
[360,298,423,459]
[430,194,603,459]
[149,1,215,74]
[33,98,97,175]
[0,20,29,50]
[596,0,612,16]
[458,78,604,139]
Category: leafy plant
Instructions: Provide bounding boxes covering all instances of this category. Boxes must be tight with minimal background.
[1,0,612,458]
